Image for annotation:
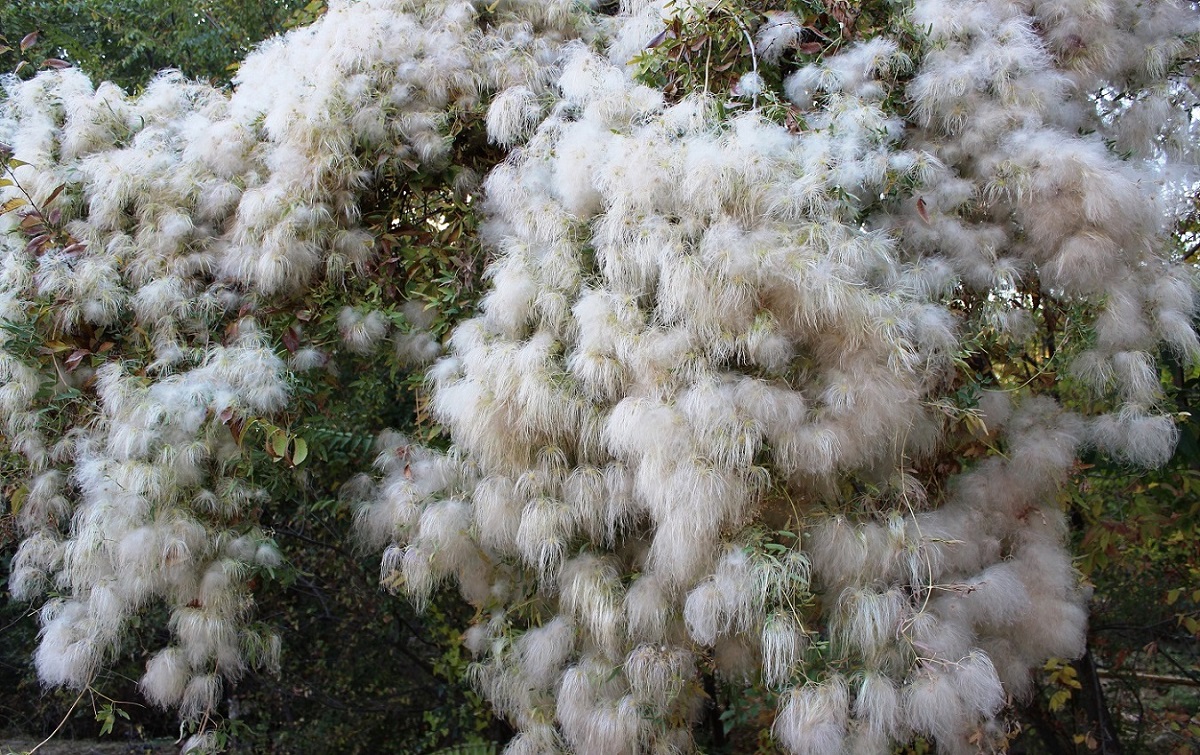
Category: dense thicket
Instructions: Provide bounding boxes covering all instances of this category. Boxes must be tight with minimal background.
[0,0,309,89]
[1,0,1198,753]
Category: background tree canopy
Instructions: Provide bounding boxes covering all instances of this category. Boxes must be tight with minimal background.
[0,0,310,89]
[0,0,1198,754]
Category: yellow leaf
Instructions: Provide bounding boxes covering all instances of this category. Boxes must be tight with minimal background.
[9,484,28,516]
[0,196,27,214]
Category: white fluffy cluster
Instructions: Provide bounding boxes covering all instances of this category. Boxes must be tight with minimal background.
[359,1,1200,753]
[900,0,1200,468]
[1,0,583,727]
[4,0,1197,747]
[17,337,287,714]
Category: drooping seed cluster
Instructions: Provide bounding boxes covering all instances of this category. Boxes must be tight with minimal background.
[359,1,1200,753]
[3,0,1198,751]
[0,0,583,737]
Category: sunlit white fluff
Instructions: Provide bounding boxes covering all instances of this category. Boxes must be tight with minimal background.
[142,647,189,708]
[1091,406,1178,468]
[774,676,849,755]
[338,307,391,354]
[5,0,1198,746]
[559,555,623,656]
[762,614,807,688]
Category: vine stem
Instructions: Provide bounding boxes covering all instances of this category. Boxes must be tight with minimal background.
[731,11,758,109]
[28,685,88,754]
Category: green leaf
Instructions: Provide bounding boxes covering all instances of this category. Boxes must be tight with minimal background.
[292,436,309,465]
[96,704,115,736]
[263,426,288,459]
[9,484,28,516]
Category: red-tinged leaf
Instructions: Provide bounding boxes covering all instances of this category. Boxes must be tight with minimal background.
[1113,648,1129,669]
[282,326,300,354]
[47,208,60,225]
[217,406,236,424]
[803,25,833,42]
[64,349,90,371]
[917,197,930,223]
[63,241,87,255]
[0,141,11,155]
[97,341,115,353]
[785,107,805,135]
[24,233,50,254]
[797,41,824,54]
[825,2,860,30]
[43,184,65,205]
[13,61,29,75]
[229,416,247,444]
[19,32,38,52]
[403,463,414,481]
[646,28,668,48]
[296,309,312,322]
[42,58,70,70]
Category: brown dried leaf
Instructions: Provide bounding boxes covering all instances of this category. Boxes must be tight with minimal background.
[282,326,300,354]
[43,183,65,205]
[24,233,50,254]
[825,1,860,31]
[64,349,90,372]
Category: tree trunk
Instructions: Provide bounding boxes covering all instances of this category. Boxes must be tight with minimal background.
[1072,648,1123,755]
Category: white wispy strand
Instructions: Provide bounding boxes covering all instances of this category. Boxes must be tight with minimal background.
[774,676,850,755]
